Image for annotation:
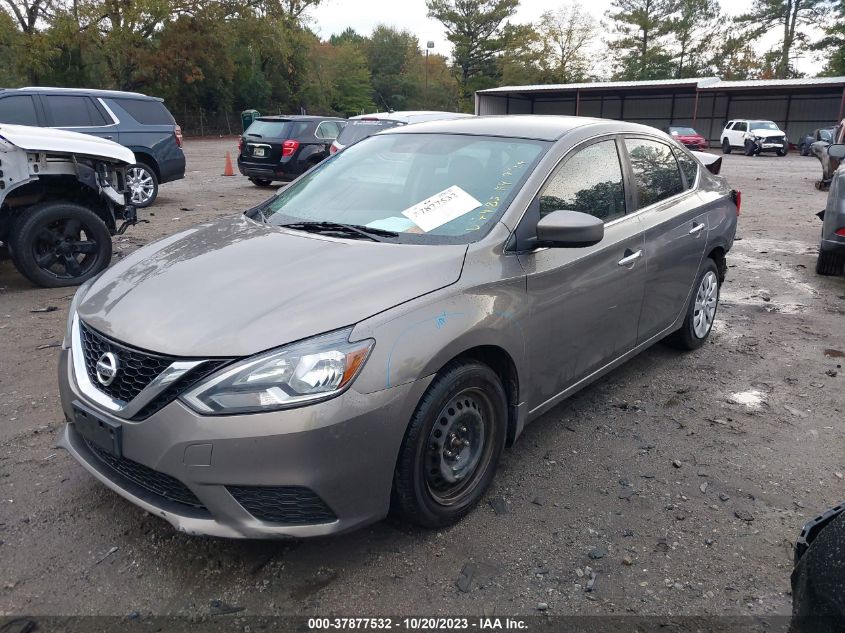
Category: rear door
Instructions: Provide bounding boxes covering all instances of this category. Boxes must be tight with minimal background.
[40,94,118,141]
[0,94,43,126]
[624,137,708,343]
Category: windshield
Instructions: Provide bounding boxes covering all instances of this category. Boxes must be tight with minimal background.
[336,120,403,146]
[245,119,308,139]
[669,127,698,135]
[259,133,548,244]
[750,121,780,131]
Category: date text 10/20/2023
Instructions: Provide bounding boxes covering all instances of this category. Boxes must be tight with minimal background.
[307,617,529,630]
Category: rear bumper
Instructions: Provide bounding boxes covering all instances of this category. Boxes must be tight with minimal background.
[820,231,845,254]
[157,153,185,183]
[237,158,297,182]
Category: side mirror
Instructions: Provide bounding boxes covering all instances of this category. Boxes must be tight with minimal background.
[536,210,604,247]
[828,144,845,159]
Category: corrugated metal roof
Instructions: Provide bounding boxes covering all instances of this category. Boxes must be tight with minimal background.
[477,76,845,95]
[703,77,845,90]
[477,78,720,94]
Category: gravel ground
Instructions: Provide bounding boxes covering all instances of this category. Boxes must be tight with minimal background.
[0,139,843,619]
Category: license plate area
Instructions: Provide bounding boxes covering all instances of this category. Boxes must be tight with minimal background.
[251,145,266,157]
[74,403,122,458]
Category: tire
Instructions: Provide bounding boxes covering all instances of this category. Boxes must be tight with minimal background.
[126,163,158,208]
[800,143,809,157]
[744,140,756,156]
[392,360,508,528]
[249,178,273,187]
[816,249,845,276]
[721,139,732,154]
[667,259,720,351]
[9,201,112,288]
[777,147,788,157]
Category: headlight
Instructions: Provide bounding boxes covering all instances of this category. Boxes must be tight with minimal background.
[181,328,373,415]
[62,276,99,349]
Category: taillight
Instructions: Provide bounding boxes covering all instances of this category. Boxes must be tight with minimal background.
[731,190,741,216]
[282,140,299,157]
[836,228,845,237]
[330,144,338,154]
[174,125,183,148]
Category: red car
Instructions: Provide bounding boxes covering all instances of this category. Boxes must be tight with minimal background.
[665,126,708,151]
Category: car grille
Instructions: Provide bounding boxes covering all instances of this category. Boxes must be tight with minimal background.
[79,321,229,419]
[766,136,785,143]
[80,322,178,403]
[85,439,206,510]
[227,485,336,524]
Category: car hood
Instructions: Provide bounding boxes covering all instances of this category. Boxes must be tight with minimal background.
[77,216,468,357]
[0,123,135,164]
[749,129,785,138]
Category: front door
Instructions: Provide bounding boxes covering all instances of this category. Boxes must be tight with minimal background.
[516,137,647,411]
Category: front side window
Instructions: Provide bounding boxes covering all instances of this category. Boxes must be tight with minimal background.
[259,133,548,244]
[0,95,39,125]
[539,139,626,222]
[735,122,748,132]
[624,139,684,207]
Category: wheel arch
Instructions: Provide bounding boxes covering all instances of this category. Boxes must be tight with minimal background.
[125,149,161,180]
[707,245,727,282]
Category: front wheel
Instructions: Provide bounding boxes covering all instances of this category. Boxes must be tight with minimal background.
[722,139,732,154]
[777,147,788,157]
[744,140,756,156]
[10,201,112,288]
[800,143,810,156]
[667,259,720,351]
[249,178,273,187]
[392,360,507,528]
[126,163,159,208]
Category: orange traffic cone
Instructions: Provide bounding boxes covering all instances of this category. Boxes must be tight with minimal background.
[223,151,235,177]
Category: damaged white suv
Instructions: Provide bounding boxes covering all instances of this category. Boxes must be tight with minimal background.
[0,124,138,287]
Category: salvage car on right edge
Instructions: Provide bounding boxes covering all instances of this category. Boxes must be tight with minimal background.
[58,116,739,538]
[816,143,845,275]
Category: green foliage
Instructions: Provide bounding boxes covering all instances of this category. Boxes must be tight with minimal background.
[607,0,678,80]
[814,0,845,75]
[426,0,519,109]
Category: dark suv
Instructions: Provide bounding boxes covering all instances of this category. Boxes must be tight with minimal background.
[0,87,185,207]
[237,115,345,186]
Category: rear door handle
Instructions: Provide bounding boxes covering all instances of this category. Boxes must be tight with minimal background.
[617,249,643,267]
[689,222,705,236]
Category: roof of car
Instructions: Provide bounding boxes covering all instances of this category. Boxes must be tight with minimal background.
[350,111,473,123]
[383,115,655,141]
[1,86,161,101]
[256,115,346,122]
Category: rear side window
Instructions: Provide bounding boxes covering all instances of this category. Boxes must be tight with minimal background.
[315,121,343,139]
[539,139,626,222]
[0,95,39,125]
[336,120,402,146]
[674,149,699,189]
[624,139,684,207]
[44,95,109,127]
[245,119,309,139]
[111,98,174,125]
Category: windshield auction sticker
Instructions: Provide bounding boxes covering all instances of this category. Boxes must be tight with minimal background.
[402,186,482,232]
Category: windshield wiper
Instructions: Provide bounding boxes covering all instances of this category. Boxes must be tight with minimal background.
[280,221,399,241]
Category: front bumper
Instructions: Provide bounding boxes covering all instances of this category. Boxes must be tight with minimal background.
[750,139,787,153]
[58,348,430,538]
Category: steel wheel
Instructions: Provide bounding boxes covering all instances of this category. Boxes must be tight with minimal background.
[693,270,718,339]
[126,165,157,206]
[424,389,495,507]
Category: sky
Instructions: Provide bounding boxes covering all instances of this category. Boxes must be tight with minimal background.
[306,0,825,78]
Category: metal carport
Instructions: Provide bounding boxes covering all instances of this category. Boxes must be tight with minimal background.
[475,76,845,146]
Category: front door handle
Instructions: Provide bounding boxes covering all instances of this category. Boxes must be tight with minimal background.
[617,249,643,267]
[689,222,706,236]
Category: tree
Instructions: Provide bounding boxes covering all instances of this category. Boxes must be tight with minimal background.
[734,0,832,78]
[710,30,764,79]
[535,3,597,82]
[606,0,678,80]
[426,0,519,109]
[366,25,420,111]
[814,0,845,75]
[669,0,720,77]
